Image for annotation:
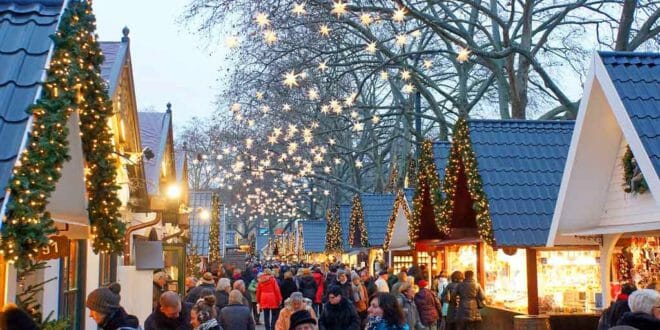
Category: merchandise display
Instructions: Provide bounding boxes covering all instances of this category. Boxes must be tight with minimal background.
[392,253,414,271]
[612,236,660,289]
[485,247,528,313]
[446,245,477,273]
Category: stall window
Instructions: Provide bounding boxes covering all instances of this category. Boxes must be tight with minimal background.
[446,245,477,274]
[59,240,86,329]
[537,250,600,314]
[611,236,660,291]
[99,253,117,286]
[485,247,527,313]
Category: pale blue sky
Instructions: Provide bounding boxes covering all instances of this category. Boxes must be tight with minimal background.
[94,0,228,132]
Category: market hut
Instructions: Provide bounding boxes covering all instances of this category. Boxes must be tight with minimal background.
[548,52,660,305]
[301,220,327,263]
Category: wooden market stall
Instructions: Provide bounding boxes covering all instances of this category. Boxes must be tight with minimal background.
[548,52,660,306]
[410,121,601,330]
[301,220,329,263]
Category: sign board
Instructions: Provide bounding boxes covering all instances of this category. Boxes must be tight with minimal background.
[36,236,70,261]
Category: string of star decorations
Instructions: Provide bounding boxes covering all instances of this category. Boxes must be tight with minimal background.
[409,140,444,249]
[1,0,124,264]
[348,194,368,248]
[439,118,495,245]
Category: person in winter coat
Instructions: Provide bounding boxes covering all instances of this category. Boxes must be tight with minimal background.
[145,291,193,330]
[319,285,361,330]
[248,277,261,325]
[299,269,318,302]
[440,271,463,330]
[387,268,398,291]
[187,272,218,304]
[257,270,283,330]
[375,270,390,293]
[153,271,168,311]
[616,289,660,330]
[215,278,232,310]
[324,267,338,301]
[396,282,421,330]
[351,271,369,328]
[312,268,325,315]
[335,270,355,303]
[366,292,409,330]
[275,292,317,330]
[361,271,378,299]
[86,283,140,330]
[415,280,441,330]
[281,271,300,302]
[191,295,221,330]
[220,290,255,330]
[597,283,636,330]
[454,271,484,330]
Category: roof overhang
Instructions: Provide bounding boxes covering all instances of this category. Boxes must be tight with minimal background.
[547,53,660,246]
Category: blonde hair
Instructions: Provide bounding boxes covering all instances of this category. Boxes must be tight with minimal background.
[284,271,294,279]
[229,289,244,304]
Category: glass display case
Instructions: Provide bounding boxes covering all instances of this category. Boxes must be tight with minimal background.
[163,243,186,294]
[537,250,601,314]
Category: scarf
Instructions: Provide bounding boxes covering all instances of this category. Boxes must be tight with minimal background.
[195,318,218,330]
[366,316,384,330]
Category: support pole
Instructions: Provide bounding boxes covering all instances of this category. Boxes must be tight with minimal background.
[526,248,539,315]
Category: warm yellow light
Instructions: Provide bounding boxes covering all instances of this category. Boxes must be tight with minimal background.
[199,208,210,221]
[166,184,181,199]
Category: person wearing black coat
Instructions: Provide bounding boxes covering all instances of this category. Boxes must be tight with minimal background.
[280,271,300,301]
[598,283,636,330]
[219,290,256,330]
[145,292,193,330]
[299,270,318,301]
[186,272,217,304]
[335,270,355,303]
[615,289,660,330]
[319,285,360,330]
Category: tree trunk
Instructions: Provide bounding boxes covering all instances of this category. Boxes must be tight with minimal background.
[615,0,637,51]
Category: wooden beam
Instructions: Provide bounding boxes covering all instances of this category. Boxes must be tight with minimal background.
[477,242,486,286]
[526,248,539,315]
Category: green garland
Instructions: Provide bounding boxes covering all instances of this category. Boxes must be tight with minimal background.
[208,192,221,263]
[439,118,495,246]
[622,145,648,194]
[410,140,444,248]
[383,190,412,250]
[348,194,368,248]
[1,0,125,263]
[75,0,124,254]
[324,205,342,253]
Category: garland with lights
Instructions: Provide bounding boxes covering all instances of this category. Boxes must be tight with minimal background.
[1,0,122,263]
[622,145,648,194]
[208,193,221,263]
[75,0,124,254]
[409,140,444,248]
[383,190,413,250]
[348,194,368,248]
[186,244,203,279]
[324,205,342,253]
[439,118,494,245]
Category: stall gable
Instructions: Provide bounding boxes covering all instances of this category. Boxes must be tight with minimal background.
[348,194,369,248]
[548,52,660,243]
[383,190,413,250]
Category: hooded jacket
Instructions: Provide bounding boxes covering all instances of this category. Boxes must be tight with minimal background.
[99,307,140,330]
[257,274,282,309]
[186,283,216,304]
[319,296,360,330]
[280,278,299,301]
[414,287,440,326]
[313,271,325,304]
[299,275,318,301]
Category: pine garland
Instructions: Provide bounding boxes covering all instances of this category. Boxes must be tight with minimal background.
[383,190,413,250]
[1,0,123,263]
[439,118,495,246]
[208,192,221,263]
[324,205,343,253]
[186,244,203,279]
[348,194,368,247]
[622,145,648,194]
[409,140,443,248]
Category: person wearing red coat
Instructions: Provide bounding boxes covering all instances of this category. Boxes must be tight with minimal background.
[312,268,325,316]
[257,271,282,330]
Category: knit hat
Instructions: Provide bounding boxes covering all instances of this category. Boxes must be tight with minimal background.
[289,310,316,330]
[418,280,428,288]
[200,272,215,285]
[351,271,360,281]
[86,283,121,315]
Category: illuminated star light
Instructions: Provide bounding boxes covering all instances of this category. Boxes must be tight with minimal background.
[400,70,411,80]
[366,42,377,54]
[255,13,270,27]
[423,59,433,69]
[292,3,306,16]
[403,83,415,94]
[395,34,408,46]
[331,1,348,17]
[308,88,319,100]
[261,105,271,113]
[457,47,471,63]
[256,91,264,100]
[230,103,241,112]
[372,115,381,124]
[360,13,373,25]
[263,30,278,44]
[353,122,364,132]
[225,36,239,49]
[318,60,328,72]
[319,25,331,37]
[392,7,406,22]
[282,103,292,111]
[380,70,389,80]
[355,159,364,168]
[283,70,298,87]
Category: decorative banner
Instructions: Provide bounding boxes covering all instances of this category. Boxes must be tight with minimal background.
[36,236,70,261]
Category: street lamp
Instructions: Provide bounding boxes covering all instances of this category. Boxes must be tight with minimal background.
[166,183,182,200]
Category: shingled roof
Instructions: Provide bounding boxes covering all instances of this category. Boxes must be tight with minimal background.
[0,0,64,209]
[599,52,660,178]
[138,109,172,195]
[301,220,326,253]
[361,193,397,246]
[99,38,128,96]
[468,119,574,246]
[433,141,451,181]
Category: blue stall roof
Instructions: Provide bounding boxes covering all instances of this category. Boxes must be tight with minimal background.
[600,51,660,178]
[0,0,64,209]
[467,119,574,246]
[188,191,222,256]
[361,193,397,247]
[301,220,326,253]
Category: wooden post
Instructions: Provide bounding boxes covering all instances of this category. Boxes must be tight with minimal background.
[526,248,539,315]
[477,243,486,286]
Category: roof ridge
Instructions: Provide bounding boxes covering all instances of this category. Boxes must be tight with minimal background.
[0,1,62,15]
[0,80,42,88]
[599,51,660,58]
[468,118,575,125]
[0,113,30,123]
[0,47,49,56]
